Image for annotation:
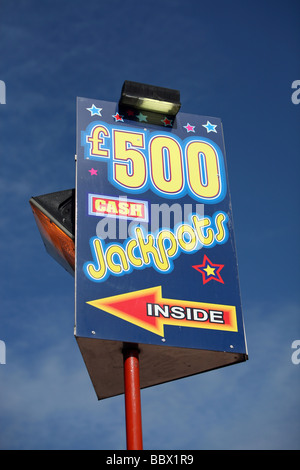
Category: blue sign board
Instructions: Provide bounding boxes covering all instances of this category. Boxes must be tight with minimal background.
[75,97,247,399]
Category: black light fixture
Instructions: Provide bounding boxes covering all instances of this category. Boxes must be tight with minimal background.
[119,80,181,126]
[29,189,75,275]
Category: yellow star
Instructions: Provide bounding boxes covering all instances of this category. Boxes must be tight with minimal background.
[203,265,216,276]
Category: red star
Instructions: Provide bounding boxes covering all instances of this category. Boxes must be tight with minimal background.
[161,117,173,126]
[127,109,135,116]
[192,254,224,284]
[112,113,124,122]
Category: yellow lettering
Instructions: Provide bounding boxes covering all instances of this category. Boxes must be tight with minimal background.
[150,135,184,194]
[84,213,229,282]
[87,125,109,157]
[135,228,158,264]
[129,203,143,217]
[106,201,118,214]
[186,141,220,200]
[105,245,129,274]
[134,227,177,272]
[192,215,214,246]
[156,230,178,271]
[118,201,130,215]
[94,199,107,212]
[176,224,198,251]
[126,239,143,267]
[85,238,107,280]
[215,212,227,242]
[113,130,146,189]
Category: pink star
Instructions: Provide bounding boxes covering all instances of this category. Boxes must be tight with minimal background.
[112,113,124,122]
[89,168,98,176]
[184,123,195,133]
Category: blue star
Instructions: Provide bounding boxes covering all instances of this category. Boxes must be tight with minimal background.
[202,120,217,133]
[86,104,102,116]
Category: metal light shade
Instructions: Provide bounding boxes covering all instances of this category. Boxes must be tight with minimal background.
[119,81,181,117]
[29,189,75,275]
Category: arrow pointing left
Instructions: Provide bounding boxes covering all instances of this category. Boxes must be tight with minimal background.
[86,286,238,337]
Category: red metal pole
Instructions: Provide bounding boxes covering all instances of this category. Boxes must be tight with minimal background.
[123,345,143,450]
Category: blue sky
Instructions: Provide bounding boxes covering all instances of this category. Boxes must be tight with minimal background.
[0,0,299,450]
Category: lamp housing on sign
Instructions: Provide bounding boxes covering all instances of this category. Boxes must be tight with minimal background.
[119,81,181,126]
[29,189,75,275]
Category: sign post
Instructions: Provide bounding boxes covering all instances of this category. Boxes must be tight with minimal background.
[123,344,143,450]
[74,85,248,447]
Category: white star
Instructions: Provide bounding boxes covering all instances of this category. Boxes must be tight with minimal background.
[86,104,102,116]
